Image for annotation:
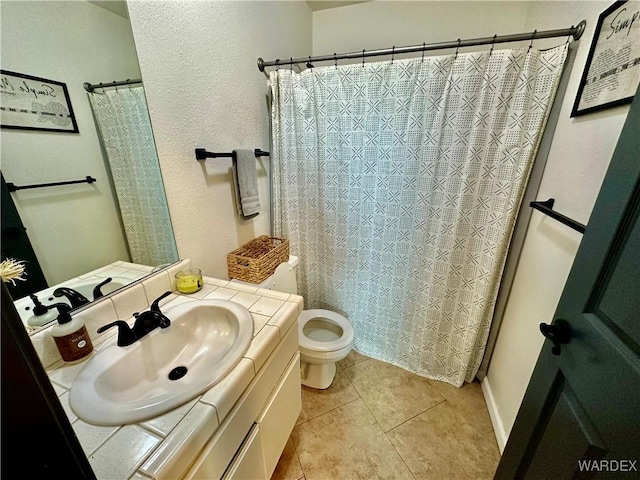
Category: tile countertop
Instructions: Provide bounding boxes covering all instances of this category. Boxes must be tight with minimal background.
[36,259,303,480]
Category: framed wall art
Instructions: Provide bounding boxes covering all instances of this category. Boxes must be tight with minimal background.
[0,70,79,133]
[571,0,640,117]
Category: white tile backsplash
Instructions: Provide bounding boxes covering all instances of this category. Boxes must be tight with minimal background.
[110,284,149,319]
[226,281,259,294]
[141,270,172,305]
[166,259,192,291]
[75,298,118,345]
[204,277,229,287]
[31,327,62,368]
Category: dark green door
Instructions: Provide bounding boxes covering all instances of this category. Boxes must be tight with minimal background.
[495,88,640,478]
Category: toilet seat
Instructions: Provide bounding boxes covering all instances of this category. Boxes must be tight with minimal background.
[298,309,354,353]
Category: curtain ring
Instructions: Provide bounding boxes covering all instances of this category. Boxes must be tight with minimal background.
[126,79,132,91]
[362,49,366,67]
[455,38,461,59]
[290,57,293,72]
[421,43,426,62]
[391,46,395,64]
[565,27,573,45]
[275,59,280,71]
[334,53,337,68]
[114,81,118,92]
[490,34,497,55]
[528,30,537,52]
[306,56,314,69]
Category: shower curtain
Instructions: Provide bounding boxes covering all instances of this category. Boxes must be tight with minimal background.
[271,44,568,387]
[89,87,178,267]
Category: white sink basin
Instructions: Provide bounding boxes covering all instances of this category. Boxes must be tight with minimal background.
[69,299,254,426]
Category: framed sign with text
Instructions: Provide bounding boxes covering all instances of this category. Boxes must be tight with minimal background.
[571,0,640,117]
[0,70,79,133]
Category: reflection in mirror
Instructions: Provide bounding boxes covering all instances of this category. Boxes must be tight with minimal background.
[0,0,178,333]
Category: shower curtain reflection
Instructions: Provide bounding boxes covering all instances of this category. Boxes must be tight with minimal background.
[89,86,178,267]
[271,45,568,387]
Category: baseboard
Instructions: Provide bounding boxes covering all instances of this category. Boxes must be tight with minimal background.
[481,376,508,453]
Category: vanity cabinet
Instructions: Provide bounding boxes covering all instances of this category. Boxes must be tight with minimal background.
[185,325,301,480]
[223,424,266,480]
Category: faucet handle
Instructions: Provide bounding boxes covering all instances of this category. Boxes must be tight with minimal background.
[97,320,137,347]
[150,291,172,313]
[92,277,113,300]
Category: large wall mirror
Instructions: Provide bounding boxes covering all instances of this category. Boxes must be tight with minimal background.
[1,1,178,334]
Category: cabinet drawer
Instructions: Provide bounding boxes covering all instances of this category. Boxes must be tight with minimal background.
[222,424,266,480]
[259,353,301,478]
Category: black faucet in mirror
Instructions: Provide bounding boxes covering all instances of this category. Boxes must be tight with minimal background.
[96,291,172,347]
[53,287,90,309]
[92,277,113,300]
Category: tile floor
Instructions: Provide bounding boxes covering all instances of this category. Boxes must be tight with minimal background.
[271,351,500,480]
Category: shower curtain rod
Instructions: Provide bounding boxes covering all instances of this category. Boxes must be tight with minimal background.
[83,78,142,92]
[257,20,586,71]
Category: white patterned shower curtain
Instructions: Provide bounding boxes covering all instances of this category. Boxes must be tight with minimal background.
[89,87,178,267]
[271,45,568,387]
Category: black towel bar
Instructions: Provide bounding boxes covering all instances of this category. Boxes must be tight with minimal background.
[530,198,585,234]
[7,176,97,192]
[195,148,270,161]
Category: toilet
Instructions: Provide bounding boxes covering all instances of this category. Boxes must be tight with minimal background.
[231,256,354,389]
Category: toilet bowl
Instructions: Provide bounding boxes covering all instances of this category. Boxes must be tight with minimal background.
[298,309,354,389]
[230,256,354,389]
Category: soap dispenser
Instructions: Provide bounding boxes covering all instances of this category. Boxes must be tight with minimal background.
[50,303,93,362]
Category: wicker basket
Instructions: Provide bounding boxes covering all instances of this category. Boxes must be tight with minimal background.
[227,236,289,284]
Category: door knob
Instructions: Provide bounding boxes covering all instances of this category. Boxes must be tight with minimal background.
[539,319,571,355]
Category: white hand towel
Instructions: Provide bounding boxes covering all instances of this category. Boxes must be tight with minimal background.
[233,149,261,218]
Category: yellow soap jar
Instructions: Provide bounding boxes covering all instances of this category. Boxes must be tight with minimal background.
[175,268,203,294]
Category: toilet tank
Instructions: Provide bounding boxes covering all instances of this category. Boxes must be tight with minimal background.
[229,256,299,290]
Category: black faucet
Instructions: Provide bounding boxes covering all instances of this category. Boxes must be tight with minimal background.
[96,291,172,347]
[53,287,90,309]
[92,277,113,300]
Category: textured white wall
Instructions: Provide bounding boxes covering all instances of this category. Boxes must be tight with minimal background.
[127,0,312,279]
[486,0,633,448]
[0,1,139,285]
[313,1,530,57]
